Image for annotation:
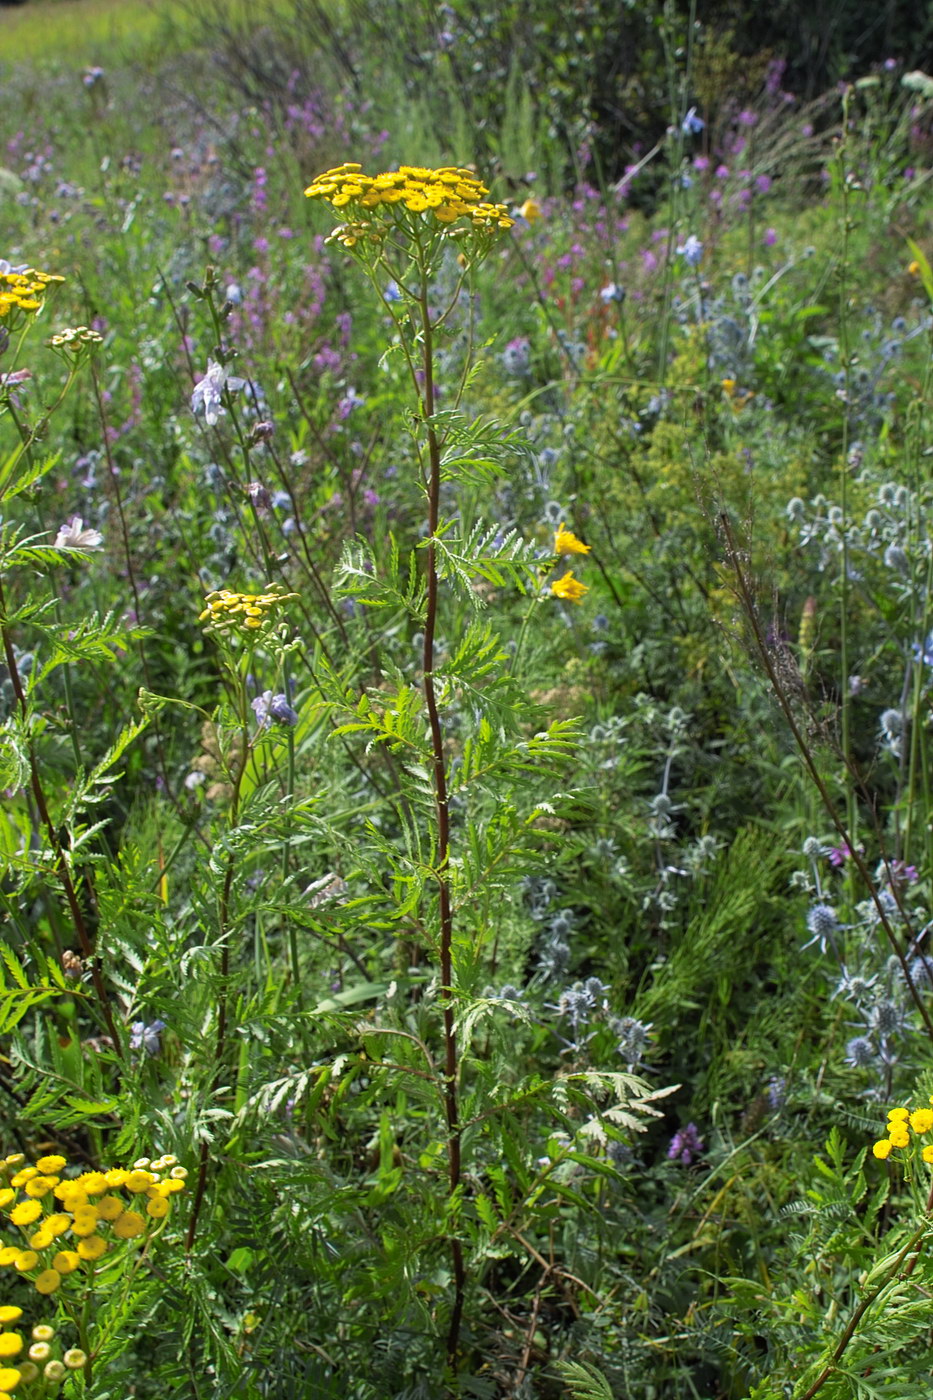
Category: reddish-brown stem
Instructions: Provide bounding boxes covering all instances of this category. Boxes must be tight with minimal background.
[798,1177,933,1400]
[418,280,465,1365]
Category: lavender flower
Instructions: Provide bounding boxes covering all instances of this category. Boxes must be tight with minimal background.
[668,1122,704,1164]
[191,359,246,426]
[129,1019,166,1057]
[251,690,299,728]
[676,235,703,267]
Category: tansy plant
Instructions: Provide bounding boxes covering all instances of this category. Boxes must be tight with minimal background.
[0,1152,186,1392]
[302,163,602,1370]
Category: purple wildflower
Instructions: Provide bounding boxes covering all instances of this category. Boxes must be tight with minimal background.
[668,1122,704,1165]
[129,1019,166,1057]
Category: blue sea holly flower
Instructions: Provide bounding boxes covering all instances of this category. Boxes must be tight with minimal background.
[676,234,703,267]
[803,902,840,953]
[681,107,705,135]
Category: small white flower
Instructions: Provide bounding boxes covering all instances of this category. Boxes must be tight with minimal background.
[54,516,103,549]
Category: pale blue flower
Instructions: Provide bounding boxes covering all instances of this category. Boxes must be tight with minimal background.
[676,235,703,267]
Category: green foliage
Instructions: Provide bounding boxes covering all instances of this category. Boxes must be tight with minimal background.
[1,8,933,1400]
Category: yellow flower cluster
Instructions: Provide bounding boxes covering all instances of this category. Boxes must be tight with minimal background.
[550,524,591,605]
[0,1152,186,1299]
[304,163,514,232]
[0,1314,85,1394]
[0,267,65,321]
[872,1100,933,1163]
[199,584,296,634]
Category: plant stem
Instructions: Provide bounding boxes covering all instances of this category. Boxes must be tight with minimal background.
[417,275,465,1366]
[797,1176,933,1400]
[0,581,122,1053]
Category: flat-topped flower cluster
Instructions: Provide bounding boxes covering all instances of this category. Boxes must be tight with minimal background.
[0,265,64,321]
[0,1152,186,1297]
[304,163,513,230]
[872,1101,933,1162]
[199,584,296,634]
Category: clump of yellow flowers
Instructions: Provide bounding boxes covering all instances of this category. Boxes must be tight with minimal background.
[0,1151,186,1300]
[0,266,65,326]
[872,1100,933,1163]
[200,584,296,635]
[304,163,513,244]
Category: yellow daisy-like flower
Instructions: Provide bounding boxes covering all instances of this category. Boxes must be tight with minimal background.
[554,523,591,556]
[10,1200,42,1226]
[0,1191,13,1210]
[69,1210,100,1238]
[123,1170,155,1194]
[27,1229,54,1251]
[44,1214,70,1238]
[54,1184,88,1208]
[0,1368,21,1392]
[888,1126,910,1148]
[96,1195,124,1221]
[73,1172,108,1196]
[0,1312,21,1325]
[519,197,542,222]
[923,1145,933,1164]
[146,1196,169,1220]
[872,1139,893,1159]
[0,1335,21,1359]
[34,1270,61,1296]
[551,570,589,604]
[104,1169,127,1188]
[887,1107,909,1122]
[51,1250,79,1275]
[23,1175,58,1199]
[76,1235,107,1261]
[34,1156,66,1175]
[0,1249,20,1267]
[909,1108,933,1134]
[13,1251,38,1271]
[112,1211,145,1240]
[63,1348,87,1370]
[9,1169,37,1187]
[31,1327,54,1343]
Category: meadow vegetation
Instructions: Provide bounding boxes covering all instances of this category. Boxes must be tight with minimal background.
[1,2,933,1396]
